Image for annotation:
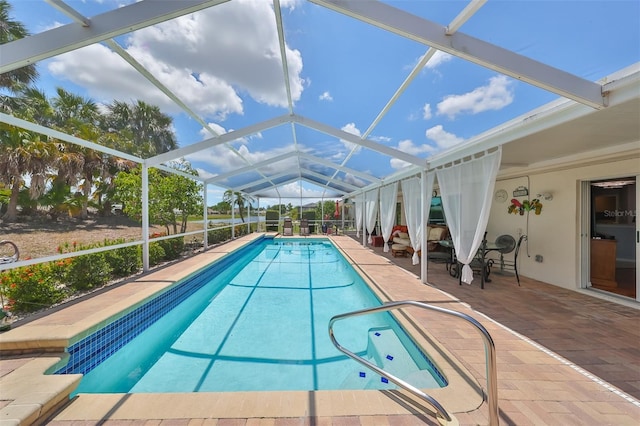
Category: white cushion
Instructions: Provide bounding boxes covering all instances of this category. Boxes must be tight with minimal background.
[393,237,411,247]
[429,227,444,241]
[397,232,409,239]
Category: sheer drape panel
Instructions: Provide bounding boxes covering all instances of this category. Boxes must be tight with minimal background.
[365,189,378,245]
[379,182,398,252]
[355,197,363,238]
[421,173,435,264]
[402,175,431,265]
[436,148,501,284]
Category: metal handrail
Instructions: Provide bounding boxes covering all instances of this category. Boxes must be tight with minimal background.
[328,300,499,426]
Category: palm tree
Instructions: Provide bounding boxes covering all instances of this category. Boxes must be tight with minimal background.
[0,86,54,126]
[102,100,177,157]
[52,88,99,128]
[223,190,254,223]
[0,128,57,221]
[0,87,57,222]
[0,0,38,90]
[51,88,104,219]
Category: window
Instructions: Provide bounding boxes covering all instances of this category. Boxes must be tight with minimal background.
[429,196,446,225]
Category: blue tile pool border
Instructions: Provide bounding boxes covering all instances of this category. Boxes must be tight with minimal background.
[55,237,264,375]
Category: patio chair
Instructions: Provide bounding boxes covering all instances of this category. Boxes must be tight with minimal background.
[300,219,309,236]
[494,234,527,285]
[513,235,528,286]
[495,234,517,273]
[283,218,293,236]
[265,210,279,232]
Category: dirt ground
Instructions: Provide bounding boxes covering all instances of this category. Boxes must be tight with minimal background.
[0,215,206,261]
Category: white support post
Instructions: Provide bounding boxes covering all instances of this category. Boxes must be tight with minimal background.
[420,172,428,284]
[320,194,325,234]
[142,164,149,271]
[279,196,282,233]
[231,193,235,239]
[362,200,367,246]
[203,183,208,249]
[247,202,251,234]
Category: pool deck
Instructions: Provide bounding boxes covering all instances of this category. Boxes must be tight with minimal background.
[0,233,639,425]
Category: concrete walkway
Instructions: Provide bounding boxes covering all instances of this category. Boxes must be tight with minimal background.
[0,233,638,425]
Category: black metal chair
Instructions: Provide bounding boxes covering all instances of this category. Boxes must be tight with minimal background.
[496,235,527,285]
[513,235,528,286]
[495,234,516,272]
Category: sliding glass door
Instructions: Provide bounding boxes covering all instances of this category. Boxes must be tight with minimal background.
[584,176,637,301]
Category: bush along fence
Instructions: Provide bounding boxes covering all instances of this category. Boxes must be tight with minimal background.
[0,223,258,318]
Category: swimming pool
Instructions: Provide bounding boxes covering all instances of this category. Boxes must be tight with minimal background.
[56,237,446,394]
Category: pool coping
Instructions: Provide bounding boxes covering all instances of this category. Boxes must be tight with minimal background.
[1,233,483,425]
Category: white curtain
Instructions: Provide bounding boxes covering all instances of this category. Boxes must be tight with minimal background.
[379,182,398,252]
[365,189,378,244]
[401,177,421,264]
[436,148,502,284]
[355,197,363,238]
[402,174,433,265]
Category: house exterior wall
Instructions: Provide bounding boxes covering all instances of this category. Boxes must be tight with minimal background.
[487,151,639,291]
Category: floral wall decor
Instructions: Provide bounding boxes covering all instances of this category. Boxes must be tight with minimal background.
[508,198,543,215]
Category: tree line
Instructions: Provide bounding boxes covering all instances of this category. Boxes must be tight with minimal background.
[0,1,206,232]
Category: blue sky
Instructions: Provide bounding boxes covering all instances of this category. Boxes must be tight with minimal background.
[8,0,640,207]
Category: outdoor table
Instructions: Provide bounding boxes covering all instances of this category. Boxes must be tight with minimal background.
[439,239,507,289]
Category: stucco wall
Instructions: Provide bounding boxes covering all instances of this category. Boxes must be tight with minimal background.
[487,154,639,290]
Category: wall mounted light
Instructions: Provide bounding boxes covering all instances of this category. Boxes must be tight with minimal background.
[536,192,553,201]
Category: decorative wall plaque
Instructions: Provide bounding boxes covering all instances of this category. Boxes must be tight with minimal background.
[512,186,528,197]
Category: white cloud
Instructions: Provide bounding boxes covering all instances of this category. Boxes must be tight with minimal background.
[319,91,333,101]
[425,125,464,149]
[340,122,362,153]
[436,75,514,119]
[343,173,367,187]
[390,139,435,170]
[252,181,329,202]
[198,123,262,144]
[423,50,453,69]
[407,50,452,72]
[47,0,304,120]
[422,103,432,120]
[187,142,299,177]
[200,122,230,138]
[197,167,217,180]
[397,139,435,156]
[371,135,391,144]
[390,158,412,170]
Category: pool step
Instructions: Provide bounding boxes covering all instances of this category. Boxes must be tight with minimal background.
[340,327,441,390]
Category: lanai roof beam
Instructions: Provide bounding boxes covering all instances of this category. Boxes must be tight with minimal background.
[0,0,230,74]
[149,115,291,167]
[312,0,606,109]
[207,151,299,184]
[298,152,380,184]
[294,115,425,167]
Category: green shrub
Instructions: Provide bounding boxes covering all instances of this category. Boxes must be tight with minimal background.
[105,243,142,277]
[65,252,113,291]
[207,228,231,244]
[149,242,166,266]
[158,236,184,260]
[0,263,67,313]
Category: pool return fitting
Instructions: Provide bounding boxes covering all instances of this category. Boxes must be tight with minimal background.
[329,300,498,426]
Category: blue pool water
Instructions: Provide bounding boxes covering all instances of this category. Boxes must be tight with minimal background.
[59,238,446,393]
